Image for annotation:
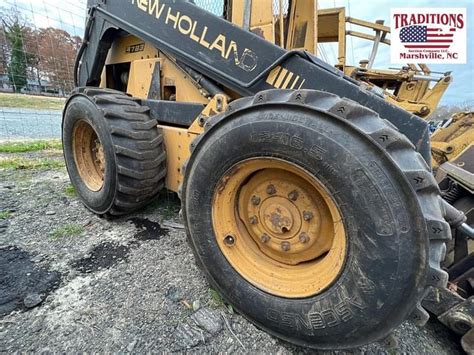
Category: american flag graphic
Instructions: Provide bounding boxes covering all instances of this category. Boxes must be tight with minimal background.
[400,25,455,49]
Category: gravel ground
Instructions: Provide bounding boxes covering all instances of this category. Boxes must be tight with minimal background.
[0,150,464,353]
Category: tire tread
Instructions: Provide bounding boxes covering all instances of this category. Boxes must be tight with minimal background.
[81,88,166,216]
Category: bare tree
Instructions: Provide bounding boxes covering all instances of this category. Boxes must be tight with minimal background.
[36,27,81,94]
[1,6,82,95]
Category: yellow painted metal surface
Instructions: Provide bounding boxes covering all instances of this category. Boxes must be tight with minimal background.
[344,65,452,118]
[127,58,159,98]
[431,112,474,169]
[159,125,196,192]
[159,57,209,104]
[107,35,159,64]
[286,0,318,53]
[102,35,207,104]
[188,94,228,134]
[212,158,346,298]
[72,120,105,192]
[231,0,275,42]
[391,75,451,118]
[316,8,346,66]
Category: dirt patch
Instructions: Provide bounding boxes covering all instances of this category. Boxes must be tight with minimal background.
[0,246,61,316]
[129,217,169,241]
[69,219,169,274]
[70,242,131,274]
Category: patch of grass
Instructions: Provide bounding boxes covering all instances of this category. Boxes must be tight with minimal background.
[209,288,224,305]
[64,184,76,197]
[0,210,11,219]
[161,204,179,219]
[0,92,65,110]
[208,288,234,313]
[144,190,181,219]
[49,224,84,240]
[42,149,64,158]
[0,157,64,170]
[0,140,62,153]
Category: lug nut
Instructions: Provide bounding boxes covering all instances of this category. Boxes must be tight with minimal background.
[224,235,235,246]
[288,190,299,201]
[303,211,313,221]
[281,241,291,252]
[299,232,310,243]
[260,234,270,243]
[251,195,261,205]
[249,215,258,224]
[266,184,276,195]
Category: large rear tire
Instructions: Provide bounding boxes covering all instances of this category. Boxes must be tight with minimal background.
[181,90,450,349]
[62,88,166,216]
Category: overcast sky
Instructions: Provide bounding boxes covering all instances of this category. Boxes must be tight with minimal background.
[4,0,472,105]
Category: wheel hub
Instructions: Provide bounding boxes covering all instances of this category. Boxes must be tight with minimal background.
[239,169,331,265]
[93,139,105,174]
[212,158,347,298]
[261,199,295,236]
[72,120,105,192]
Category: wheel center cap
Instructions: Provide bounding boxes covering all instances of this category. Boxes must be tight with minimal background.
[260,197,299,236]
[264,203,293,234]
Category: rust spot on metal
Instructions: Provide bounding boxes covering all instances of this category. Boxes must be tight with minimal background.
[267,209,292,233]
[216,166,241,193]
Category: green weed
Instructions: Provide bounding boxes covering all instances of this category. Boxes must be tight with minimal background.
[145,190,180,219]
[209,288,224,305]
[64,185,76,197]
[208,288,234,313]
[0,210,11,219]
[49,224,84,240]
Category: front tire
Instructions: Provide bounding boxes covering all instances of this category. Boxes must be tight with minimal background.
[182,90,450,349]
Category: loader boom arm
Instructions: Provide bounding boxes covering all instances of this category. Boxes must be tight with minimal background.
[78,0,431,161]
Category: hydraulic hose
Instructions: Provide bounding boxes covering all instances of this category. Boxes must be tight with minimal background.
[442,199,474,239]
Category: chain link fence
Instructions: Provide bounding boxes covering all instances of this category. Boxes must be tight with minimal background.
[0,0,247,141]
[0,0,85,141]
[0,0,227,141]
[194,0,225,16]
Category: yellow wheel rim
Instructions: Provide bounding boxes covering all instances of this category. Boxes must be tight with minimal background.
[72,120,105,191]
[212,158,346,298]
